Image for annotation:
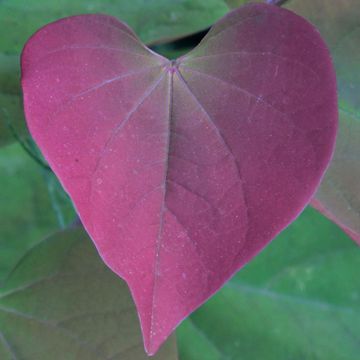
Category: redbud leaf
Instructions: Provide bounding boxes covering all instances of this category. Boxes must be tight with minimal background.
[286,0,360,245]
[0,0,228,147]
[21,4,337,354]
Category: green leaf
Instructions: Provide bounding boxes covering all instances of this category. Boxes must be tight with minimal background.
[286,0,360,243]
[0,53,28,147]
[0,143,75,282]
[0,227,178,359]
[177,207,360,359]
[223,0,252,9]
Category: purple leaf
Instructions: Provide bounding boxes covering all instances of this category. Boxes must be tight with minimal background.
[21,4,337,354]
[286,0,360,245]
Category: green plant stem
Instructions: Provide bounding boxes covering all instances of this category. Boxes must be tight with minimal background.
[266,0,289,5]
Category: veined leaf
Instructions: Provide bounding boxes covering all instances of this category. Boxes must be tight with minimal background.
[21,4,337,354]
[0,0,228,147]
[0,227,177,359]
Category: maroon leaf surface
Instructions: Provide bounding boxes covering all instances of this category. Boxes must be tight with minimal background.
[285,0,360,245]
[21,4,337,355]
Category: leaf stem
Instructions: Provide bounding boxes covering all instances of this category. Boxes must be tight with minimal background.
[266,0,289,6]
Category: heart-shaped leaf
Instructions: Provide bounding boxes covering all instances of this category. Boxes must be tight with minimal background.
[0,227,177,359]
[286,0,360,245]
[21,4,337,354]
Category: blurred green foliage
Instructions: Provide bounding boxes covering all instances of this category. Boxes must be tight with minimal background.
[0,143,75,283]
[178,207,360,359]
[0,227,178,359]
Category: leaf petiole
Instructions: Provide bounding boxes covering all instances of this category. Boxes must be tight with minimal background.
[266,0,289,6]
